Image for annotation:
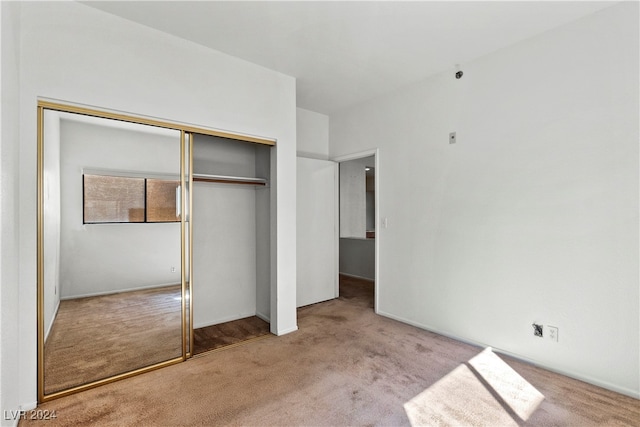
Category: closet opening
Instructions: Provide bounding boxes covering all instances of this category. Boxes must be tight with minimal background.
[37,99,277,402]
[190,133,273,355]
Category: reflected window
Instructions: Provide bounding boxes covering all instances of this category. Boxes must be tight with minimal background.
[83,174,179,224]
[146,179,180,223]
[83,175,145,223]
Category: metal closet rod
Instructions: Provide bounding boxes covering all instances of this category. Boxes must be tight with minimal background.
[192,173,267,186]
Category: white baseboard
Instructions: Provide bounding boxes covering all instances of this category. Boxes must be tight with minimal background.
[21,402,37,411]
[61,282,180,300]
[5,401,39,426]
[3,409,22,427]
[256,311,270,323]
[194,312,258,330]
[275,325,298,336]
[377,309,640,400]
[44,299,60,342]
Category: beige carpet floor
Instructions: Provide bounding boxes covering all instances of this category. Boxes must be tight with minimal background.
[44,285,182,394]
[28,276,639,426]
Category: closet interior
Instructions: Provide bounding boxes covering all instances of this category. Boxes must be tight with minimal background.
[191,134,272,355]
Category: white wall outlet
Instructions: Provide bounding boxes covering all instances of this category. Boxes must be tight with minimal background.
[548,326,559,342]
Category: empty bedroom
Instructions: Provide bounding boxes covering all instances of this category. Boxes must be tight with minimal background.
[1,1,638,426]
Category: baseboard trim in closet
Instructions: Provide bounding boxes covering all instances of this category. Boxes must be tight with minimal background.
[255,311,270,323]
[192,315,271,356]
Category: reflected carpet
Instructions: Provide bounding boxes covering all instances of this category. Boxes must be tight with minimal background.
[44,285,182,394]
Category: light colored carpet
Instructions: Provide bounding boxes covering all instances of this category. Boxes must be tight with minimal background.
[29,277,639,426]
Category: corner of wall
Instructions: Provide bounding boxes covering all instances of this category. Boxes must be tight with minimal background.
[1,0,24,421]
[296,107,330,159]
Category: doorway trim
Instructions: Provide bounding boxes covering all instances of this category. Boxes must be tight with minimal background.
[331,148,380,313]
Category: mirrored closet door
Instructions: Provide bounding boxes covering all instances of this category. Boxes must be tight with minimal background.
[37,101,275,402]
[38,103,190,401]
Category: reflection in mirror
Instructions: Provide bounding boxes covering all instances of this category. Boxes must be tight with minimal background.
[42,110,183,395]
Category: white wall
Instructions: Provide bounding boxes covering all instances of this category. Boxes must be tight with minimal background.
[330,2,639,397]
[17,1,297,408]
[296,108,329,159]
[43,113,60,341]
[58,118,181,298]
[339,158,370,238]
[193,183,257,327]
[1,1,23,422]
[192,134,266,328]
[255,147,271,321]
[339,238,375,281]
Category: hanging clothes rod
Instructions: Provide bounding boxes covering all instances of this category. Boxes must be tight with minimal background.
[192,173,267,186]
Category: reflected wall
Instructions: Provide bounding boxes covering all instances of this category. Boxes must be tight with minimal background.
[41,109,184,396]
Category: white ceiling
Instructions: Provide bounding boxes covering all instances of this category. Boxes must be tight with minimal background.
[83,1,615,115]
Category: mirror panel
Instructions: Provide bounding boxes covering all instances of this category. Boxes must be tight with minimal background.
[42,109,184,395]
[38,100,274,401]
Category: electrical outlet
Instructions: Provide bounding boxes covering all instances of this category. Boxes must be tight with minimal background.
[548,326,558,342]
[532,323,543,337]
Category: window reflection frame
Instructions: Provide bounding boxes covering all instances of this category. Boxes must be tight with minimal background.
[82,174,180,224]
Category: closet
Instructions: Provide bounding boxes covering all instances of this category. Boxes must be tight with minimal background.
[37,100,275,402]
[191,134,272,354]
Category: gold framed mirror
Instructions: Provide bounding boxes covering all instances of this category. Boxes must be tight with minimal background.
[37,100,275,402]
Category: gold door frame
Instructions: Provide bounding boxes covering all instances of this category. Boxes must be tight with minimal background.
[188,133,195,357]
[36,100,275,402]
[180,130,188,357]
[180,130,195,360]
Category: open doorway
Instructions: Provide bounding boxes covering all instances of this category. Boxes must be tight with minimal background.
[334,151,379,312]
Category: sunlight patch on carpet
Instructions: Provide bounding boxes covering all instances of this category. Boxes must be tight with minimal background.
[404,348,544,426]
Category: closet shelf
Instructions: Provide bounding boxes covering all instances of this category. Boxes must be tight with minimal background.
[192,173,267,186]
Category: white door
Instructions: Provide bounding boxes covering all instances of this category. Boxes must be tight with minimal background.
[296,157,338,307]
